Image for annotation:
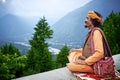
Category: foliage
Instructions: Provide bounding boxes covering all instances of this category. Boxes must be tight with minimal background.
[26,17,53,75]
[118,69,120,72]
[102,11,120,55]
[0,44,26,80]
[56,45,69,68]
[0,43,21,55]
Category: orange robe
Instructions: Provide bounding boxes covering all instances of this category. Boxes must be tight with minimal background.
[67,30,104,73]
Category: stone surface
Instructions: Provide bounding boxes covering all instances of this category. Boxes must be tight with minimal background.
[13,67,77,80]
[13,54,120,80]
[113,54,120,70]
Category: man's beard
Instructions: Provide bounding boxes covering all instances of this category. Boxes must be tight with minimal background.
[84,25,88,28]
[84,21,88,28]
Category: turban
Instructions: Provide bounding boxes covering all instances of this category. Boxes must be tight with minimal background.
[87,11,102,22]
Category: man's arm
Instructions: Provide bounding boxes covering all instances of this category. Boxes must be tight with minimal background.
[85,30,104,65]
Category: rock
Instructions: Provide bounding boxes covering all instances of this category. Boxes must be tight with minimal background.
[113,54,120,70]
[12,67,77,80]
[13,54,120,80]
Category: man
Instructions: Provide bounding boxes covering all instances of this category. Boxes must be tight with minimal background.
[67,11,104,73]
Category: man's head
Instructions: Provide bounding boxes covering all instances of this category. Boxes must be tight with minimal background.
[84,11,102,28]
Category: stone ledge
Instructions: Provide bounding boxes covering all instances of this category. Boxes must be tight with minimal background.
[13,54,120,80]
[13,67,77,80]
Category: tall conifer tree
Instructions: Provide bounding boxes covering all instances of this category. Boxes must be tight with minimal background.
[56,45,69,68]
[102,11,120,55]
[27,17,53,74]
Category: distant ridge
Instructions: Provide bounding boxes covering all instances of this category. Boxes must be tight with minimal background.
[0,0,120,51]
[50,0,120,49]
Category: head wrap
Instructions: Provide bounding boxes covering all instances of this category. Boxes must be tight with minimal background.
[87,11,102,22]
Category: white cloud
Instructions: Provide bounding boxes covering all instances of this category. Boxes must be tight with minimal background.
[10,0,92,16]
[3,0,92,24]
[14,42,30,47]
[0,0,6,3]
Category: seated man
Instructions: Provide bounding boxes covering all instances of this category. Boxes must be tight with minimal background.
[67,11,104,73]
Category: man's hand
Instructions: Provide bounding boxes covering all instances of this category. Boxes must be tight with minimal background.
[74,59,87,65]
[78,55,86,60]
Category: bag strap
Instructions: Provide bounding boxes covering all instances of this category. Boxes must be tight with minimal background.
[90,27,113,57]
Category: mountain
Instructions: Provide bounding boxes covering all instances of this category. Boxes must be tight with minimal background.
[0,0,120,53]
[50,0,120,49]
[0,14,35,42]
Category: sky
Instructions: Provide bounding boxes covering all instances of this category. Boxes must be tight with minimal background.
[0,0,92,25]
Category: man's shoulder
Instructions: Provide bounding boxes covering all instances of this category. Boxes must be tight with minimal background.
[93,28,102,37]
[94,29,101,34]
[93,27,103,35]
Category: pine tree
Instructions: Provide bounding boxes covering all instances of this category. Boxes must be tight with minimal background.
[26,17,53,74]
[56,45,69,68]
[0,43,21,56]
[102,11,120,55]
[0,44,26,80]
